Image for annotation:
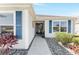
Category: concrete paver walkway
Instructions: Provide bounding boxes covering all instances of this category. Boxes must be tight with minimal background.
[27,36,51,55]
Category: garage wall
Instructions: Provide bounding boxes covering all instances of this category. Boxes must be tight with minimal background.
[28,14,35,47]
[21,10,35,49]
[14,10,35,49]
[14,10,29,49]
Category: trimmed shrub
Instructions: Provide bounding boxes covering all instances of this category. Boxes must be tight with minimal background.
[55,32,73,45]
[72,37,79,45]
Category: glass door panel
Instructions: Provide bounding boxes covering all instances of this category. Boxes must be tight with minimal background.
[60,21,67,32]
[53,21,59,32]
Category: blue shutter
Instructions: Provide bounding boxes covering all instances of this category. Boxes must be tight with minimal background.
[16,11,22,39]
[49,20,52,33]
[68,20,71,33]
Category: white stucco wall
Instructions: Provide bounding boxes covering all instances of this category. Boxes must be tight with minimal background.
[45,20,53,38]
[75,24,79,34]
[13,10,29,49]
[14,10,35,49]
[75,20,79,34]
[28,14,35,46]
[74,18,79,34]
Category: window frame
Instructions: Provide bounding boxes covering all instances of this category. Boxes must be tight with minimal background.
[52,20,68,33]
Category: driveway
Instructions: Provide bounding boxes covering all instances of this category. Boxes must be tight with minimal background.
[27,36,51,55]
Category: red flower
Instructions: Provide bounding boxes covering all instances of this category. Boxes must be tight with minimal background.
[0,33,17,54]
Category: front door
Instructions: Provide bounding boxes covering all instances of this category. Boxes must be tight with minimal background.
[35,22,45,37]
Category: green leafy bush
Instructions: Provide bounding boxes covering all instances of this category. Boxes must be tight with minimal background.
[55,32,73,45]
[72,37,79,45]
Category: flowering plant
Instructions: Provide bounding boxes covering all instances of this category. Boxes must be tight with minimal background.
[0,33,17,54]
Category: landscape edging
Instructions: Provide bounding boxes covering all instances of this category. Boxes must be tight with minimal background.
[58,42,75,55]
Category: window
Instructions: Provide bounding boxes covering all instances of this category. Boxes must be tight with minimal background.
[53,21,59,32]
[60,21,67,32]
[1,26,13,33]
[53,21,67,32]
[0,13,14,34]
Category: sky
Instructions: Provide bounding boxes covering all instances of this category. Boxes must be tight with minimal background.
[33,3,79,16]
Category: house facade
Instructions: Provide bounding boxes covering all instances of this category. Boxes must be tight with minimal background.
[0,4,78,50]
[34,15,77,38]
[0,4,36,49]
